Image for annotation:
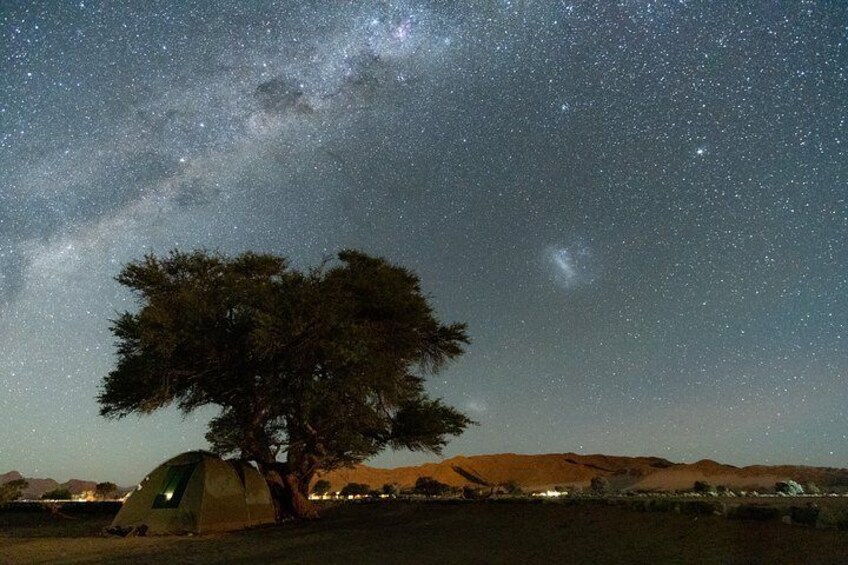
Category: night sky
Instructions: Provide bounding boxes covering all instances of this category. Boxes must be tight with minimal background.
[1,1,846,485]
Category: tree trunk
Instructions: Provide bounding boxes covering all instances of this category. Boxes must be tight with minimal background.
[260,461,319,521]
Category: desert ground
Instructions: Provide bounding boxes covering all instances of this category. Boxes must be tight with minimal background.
[2,499,848,564]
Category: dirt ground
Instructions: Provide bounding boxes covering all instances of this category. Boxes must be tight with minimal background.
[2,500,847,564]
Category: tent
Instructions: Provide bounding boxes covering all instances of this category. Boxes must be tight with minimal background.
[110,450,276,534]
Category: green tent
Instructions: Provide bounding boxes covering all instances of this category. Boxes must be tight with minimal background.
[111,451,276,534]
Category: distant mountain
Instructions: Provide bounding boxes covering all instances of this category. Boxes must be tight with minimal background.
[5,452,847,499]
[317,453,848,493]
[1,472,114,499]
[0,471,24,484]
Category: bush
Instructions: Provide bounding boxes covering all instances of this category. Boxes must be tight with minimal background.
[816,507,848,531]
[41,488,72,501]
[680,500,723,516]
[645,499,677,513]
[730,504,781,522]
[789,505,820,526]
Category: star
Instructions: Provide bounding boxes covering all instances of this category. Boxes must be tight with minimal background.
[0,0,844,484]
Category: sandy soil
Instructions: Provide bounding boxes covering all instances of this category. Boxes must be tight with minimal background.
[2,500,847,564]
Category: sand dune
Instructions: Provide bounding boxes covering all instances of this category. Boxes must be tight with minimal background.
[317,452,848,492]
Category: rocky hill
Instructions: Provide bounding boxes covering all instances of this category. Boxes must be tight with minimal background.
[0,472,101,499]
[317,452,848,493]
[5,452,847,498]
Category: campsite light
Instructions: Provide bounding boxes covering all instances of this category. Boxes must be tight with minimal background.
[164,491,173,501]
[531,490,566,498]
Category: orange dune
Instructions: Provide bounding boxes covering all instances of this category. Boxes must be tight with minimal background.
[316,453,848,492]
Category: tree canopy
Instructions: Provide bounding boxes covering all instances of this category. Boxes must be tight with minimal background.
[98,249,472,519]
[0,479,28,503]
[95,482,118,499]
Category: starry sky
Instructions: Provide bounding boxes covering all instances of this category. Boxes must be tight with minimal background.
[1,1,846,485]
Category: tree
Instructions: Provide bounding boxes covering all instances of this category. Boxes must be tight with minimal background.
[41,488,72,500]
[311,479,332,497]
[589,476,609,496]
[693,481,715,495]
[414,476,451,497]
[339,483,370,497]
[0,479,28,503]
[95,482,118,500]
[98,249,472,520]
[382,483,400,497]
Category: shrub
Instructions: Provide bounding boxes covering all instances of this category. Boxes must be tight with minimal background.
[680,500,722,516]
[645,499,677,513]
[730,504,781,522]
[789,505,820,526]
[816,507,848,530]
[41,488,72,501]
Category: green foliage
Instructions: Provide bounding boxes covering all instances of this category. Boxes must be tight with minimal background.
[95,482,118,499]
[0,479,28,502]
[414,476,451,497]
[339,483,371,497]
[98,249,472,518]
[311,480,332,496]
[41,488,72,500]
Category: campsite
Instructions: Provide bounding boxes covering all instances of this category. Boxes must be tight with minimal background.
[4,496,848,564]
[5,450,848,562]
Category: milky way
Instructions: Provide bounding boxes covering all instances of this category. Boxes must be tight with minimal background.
[1,1,846,483]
